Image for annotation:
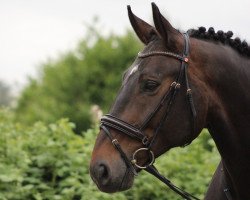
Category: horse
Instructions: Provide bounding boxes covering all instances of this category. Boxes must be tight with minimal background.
[90,3,250,200]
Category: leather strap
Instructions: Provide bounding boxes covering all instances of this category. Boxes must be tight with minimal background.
[101,115,149,145]
[146,165,200,200]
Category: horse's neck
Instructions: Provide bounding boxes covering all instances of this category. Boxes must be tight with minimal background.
[194,40,250,199]
[204,44,250,155]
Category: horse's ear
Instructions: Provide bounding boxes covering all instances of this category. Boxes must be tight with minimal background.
[151,3,179,46]
[127,5,158,45]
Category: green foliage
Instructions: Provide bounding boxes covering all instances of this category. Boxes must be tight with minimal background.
[15,28,142,133]
[0,109,220,199]
[0,108,121,200]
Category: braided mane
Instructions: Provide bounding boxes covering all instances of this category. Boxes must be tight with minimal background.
[188,27,250,57]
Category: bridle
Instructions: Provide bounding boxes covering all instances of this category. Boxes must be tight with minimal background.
[100,33,198,199]
[100,33,199,200]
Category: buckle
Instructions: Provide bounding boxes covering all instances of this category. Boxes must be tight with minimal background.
[131,148,155,169]
[142,136,149,146]
[112,139,118,145]
[175,83,181,89]
[187,88,192,95]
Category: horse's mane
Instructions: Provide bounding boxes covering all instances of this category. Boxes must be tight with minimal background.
[188,27,250,57]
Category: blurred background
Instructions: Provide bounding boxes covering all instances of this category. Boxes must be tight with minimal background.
[0,0,249,199]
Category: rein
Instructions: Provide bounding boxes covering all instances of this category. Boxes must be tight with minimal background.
[100,33,199,200]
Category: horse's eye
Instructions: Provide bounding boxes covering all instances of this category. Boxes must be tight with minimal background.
[143,80,160,92]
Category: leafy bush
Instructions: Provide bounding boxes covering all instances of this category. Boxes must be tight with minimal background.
[0,109,219,199]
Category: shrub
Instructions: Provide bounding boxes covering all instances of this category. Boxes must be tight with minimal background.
[0,109,219,199]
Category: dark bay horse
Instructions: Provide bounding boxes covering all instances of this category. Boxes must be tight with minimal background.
[90,3,250,200]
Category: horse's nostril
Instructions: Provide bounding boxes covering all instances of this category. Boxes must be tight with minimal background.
[99,164,109,180]
[91,162,111,186]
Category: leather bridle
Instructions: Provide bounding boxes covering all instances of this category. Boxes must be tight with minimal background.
[100,33,199,200]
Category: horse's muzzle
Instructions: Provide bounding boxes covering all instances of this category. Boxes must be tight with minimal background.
[90,157,134,193]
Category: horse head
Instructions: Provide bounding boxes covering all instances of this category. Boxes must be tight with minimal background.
[90,3,208,193]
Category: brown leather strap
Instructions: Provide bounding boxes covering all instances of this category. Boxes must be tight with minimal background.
[101,115,149,145]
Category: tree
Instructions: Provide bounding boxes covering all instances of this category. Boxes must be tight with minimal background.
[15,27,142,133]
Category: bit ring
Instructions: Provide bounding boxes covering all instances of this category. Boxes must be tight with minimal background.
[131,148,155,169]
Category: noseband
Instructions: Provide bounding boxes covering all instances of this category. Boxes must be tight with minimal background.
[100,33,199,200]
